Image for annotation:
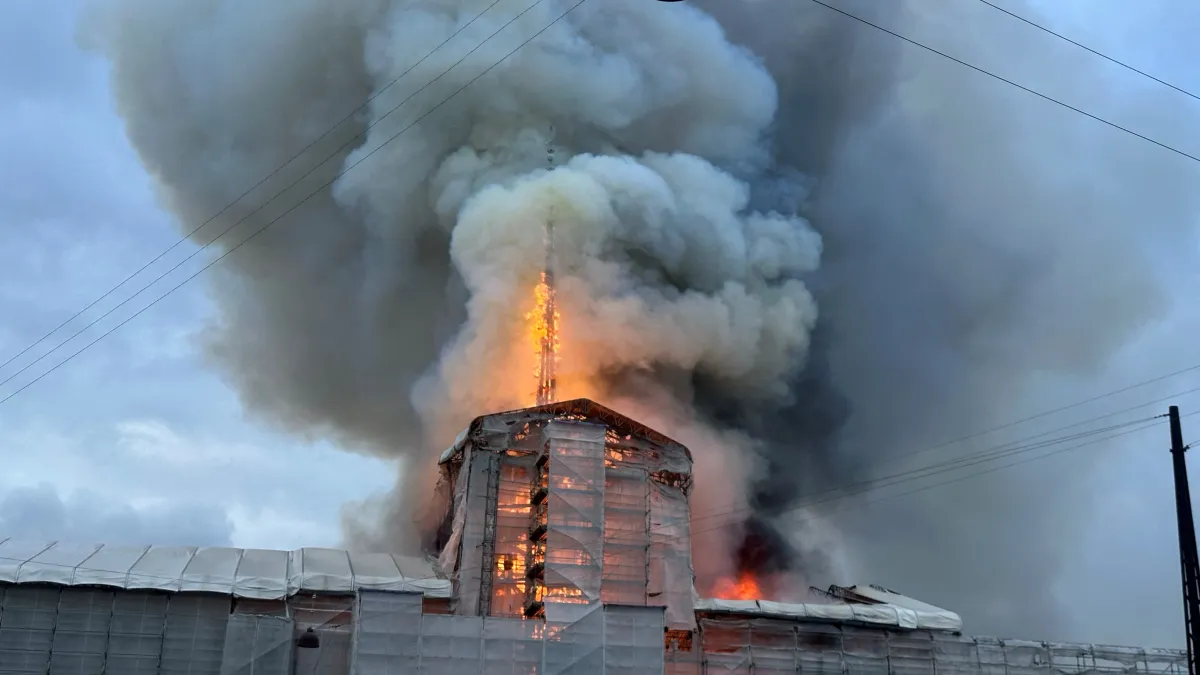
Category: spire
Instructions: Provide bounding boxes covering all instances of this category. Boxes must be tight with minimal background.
[535,129,559,406]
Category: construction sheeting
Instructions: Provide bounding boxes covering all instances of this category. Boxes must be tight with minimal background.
[544,421,607,625]
[0,538,450,600]
[0,586,234,675]
[601,468,650,607]
[602,604,666,675]
[219,614,293,675]
[353,590,663,674]
[491,454,537,616]
[650,482,695,630]
[352,590,422,674]
[0,582,1188,674]
[685,616,1190,675]
[454,446,495,615]
[840,583,959,616]
[694,596,963,632]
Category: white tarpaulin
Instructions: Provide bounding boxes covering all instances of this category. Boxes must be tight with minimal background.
[0,539,451,600]
[694,596,963,632]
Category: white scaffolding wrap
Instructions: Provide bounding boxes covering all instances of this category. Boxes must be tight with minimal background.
[492,455,536,617]
[219,614,293,675]
[350,591,664,674]
[107,591,169,675]
[693,616,1191,675]
[0,585,57,674]
[352,590,422,674]
[650,483,695,630]
[602,469,650,607]
[1,396,1189,674]
[0,539,449,600]
[455,448,494,615]
[694,597,962,632]
[50,588,113,675]
[602,605,666,675]
[543,421,606,625]
[545,606,605,674]
[161,593,229,674]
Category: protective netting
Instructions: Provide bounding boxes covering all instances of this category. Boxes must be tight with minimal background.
[219,614,292,675]
[352,588,421,674]
[455,449,495,617]
[290,594,354,674]
[543,421,606,625]
[602,604,666,675]
[492,455,536,617]
[107,590,169,675]
[48,588,113,675]
[0,585,58,674]
[545,605,606,674]
[649,482,694,630]
[690,616,1191,675]
[602,469,650,607]
[160,593,229,674]
[436,402,694,629]
[0,583,1189,674]
[352,590,663,674]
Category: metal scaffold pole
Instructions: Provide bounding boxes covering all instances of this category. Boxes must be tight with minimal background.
[1170,405,1200,675]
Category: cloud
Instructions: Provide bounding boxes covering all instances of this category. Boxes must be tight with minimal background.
[0,483,234,547]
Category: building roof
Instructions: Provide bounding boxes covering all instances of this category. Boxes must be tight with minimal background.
[842,584,957,616]
[439,397,693,464]
[694,596,964,632]
[0,539,450,600]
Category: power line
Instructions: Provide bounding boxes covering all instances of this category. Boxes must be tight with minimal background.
[687,413,1173,539]
[0,416,1171,578]
[684,375,1200,527]
[4,0,1198,437]
[973,0,1200,104]
[0,0,512,380]
[685,414,1159,531]
[807,0,1200,165]
[0,0,587,408]
[0,414,1183,581]
[687,416,1153,526]
[841,376,1200,476]
[0,0,551,394]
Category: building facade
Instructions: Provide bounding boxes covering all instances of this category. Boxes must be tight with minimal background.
[0,399,1188,673]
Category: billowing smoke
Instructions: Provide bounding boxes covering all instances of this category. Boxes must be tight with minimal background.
[82,0,820,588]
[83,0,1198,641]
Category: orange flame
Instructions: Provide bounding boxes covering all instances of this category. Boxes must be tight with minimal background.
[525,271,560,405]
[711,571,763,601]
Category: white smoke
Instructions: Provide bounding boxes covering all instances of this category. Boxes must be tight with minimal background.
[81,0,824,585]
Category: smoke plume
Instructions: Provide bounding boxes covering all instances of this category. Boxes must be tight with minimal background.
[83,0,1199,640]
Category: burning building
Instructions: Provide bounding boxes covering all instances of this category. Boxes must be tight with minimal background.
[0,398,1188,673]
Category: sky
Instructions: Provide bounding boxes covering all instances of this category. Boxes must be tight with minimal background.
[1,0,1199,649]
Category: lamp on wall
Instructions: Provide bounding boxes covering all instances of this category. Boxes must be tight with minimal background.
[296,627,320,650]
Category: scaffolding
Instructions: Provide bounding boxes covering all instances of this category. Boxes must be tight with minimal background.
[437,400,696,631]
[0,582,1187,675]
[669,615,1191,675]
[0,400,1189,673]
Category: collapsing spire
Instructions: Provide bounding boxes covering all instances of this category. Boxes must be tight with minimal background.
[534,223,558,406]
[532,134,559,406]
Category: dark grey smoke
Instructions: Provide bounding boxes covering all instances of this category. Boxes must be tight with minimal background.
[693,0,1199,641]
[81,0,1199,644]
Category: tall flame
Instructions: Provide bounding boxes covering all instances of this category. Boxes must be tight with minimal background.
[528,133,560,407]
[527,269,559,406]
[711,571,763,601]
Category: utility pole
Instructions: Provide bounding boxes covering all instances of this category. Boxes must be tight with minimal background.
[1170,404,1200,675]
